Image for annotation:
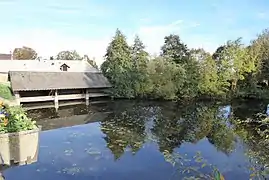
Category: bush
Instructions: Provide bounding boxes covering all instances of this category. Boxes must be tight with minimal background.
[0,101,37,134]
[0,83,13,100]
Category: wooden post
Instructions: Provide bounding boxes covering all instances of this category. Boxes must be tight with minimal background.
[85,89,90,106]
[54,90,59,110]
[14,91,21,105]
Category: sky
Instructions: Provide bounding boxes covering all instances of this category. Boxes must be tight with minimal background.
[0,0,269,66]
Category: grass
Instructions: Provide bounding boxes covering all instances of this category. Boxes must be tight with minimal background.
[0,82,14,100]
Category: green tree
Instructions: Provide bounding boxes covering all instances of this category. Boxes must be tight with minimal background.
[131,35,149,69]
[83,55,99,69]
[220,38,256,91]
[101,29,134,98]
[249,29,269,84]
[147,56,186,100]
[56,50,82,60]
[131,35,150,97]
[196,50,221,96]
[160,34,190,64]
[13,46,37,60]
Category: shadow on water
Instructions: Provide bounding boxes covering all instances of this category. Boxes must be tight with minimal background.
[3,99,269,179]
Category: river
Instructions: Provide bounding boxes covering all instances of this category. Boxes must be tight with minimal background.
[2,99,269,180]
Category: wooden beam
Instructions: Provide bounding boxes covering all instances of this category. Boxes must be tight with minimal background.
[85,89,90,106]
[19,93,109,103]
[54,90,59,109]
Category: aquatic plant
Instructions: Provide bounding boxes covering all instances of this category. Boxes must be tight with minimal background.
[163,151,225,180]
[0,101,37,134]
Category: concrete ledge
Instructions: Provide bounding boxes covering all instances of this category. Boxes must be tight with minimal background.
[0,126,41,165]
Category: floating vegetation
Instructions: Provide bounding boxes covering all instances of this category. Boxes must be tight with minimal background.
[164,151,225,180]
[84,148,102,155]
[64,149,74,156]
[58,164,83,175]
[68,132,86,138]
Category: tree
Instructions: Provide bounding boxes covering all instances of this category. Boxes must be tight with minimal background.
[131,35,150,97]
[56,50,82,60]
[83,55,98,69]
[160,34,190,64]
[190,48,210,62]
[13,46,37,60]
[219,38,256,91]
[131,35,149,69]
[249,29,269,83]
[147,56,186,100]
[212,45,227,61]
[101,29,134,97]
[197,52,221,96]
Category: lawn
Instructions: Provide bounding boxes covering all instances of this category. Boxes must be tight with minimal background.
[0,82,14,100]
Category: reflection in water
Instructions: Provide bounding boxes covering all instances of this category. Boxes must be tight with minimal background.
[3,100,269,179]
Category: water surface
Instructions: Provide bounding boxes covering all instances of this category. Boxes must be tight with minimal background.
[2,100,269,179]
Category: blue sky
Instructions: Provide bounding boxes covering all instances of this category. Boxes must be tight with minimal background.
[0,0,268,64]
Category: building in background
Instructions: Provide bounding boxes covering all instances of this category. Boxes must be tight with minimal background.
[0,59,111,107]
[0,52,12,60]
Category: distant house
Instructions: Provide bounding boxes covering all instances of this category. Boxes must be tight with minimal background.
[0,53,12,60]
[0,59,111,106]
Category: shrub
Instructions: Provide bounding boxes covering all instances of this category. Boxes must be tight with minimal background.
[0,83,13,100]
[0,101,37,134]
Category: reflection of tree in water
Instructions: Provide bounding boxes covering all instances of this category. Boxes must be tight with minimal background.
[100,104,149,160]
[231,99,267,120]
[151,102,236,155]
[101,101,237,160]
[207,122,235,154]
[231,100,269,176]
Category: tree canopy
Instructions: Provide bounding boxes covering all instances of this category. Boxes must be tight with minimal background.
[99,28,269,100]
[56,50,82,60]
[13,46,37,60]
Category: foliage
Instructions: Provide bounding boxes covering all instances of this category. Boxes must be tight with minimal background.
[101,29,134,98]
[147,56,186,100]
[161,34,190,64]
[0,102,37,134]
[131,35,150,97]
[197,53,221,96]
[0,83,13,100]
[100,27,269,101]
[82,55,99,69]
[56,50,82,60]
[12,46,37,60]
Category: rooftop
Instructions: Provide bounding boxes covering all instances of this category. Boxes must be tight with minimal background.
[9,71,111,91]
[0,60,99,73]
[0,53,12,60]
